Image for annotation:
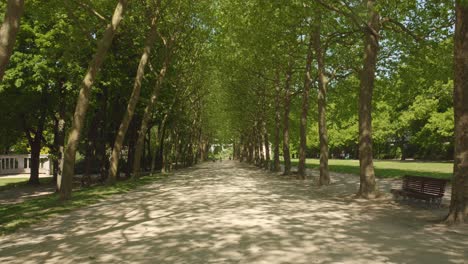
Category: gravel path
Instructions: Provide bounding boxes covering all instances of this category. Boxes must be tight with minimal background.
[0,161,466,264]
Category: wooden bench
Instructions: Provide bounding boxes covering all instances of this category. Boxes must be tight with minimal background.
[390,175,448,205]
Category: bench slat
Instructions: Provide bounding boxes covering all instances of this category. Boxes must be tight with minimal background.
[392,175,448,202]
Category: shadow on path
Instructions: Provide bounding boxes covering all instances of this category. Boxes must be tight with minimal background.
[0,161,466,264]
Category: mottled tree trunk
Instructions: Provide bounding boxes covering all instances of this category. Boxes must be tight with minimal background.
[298,32,314,178]
[242,139,248,162]
[258,125,265,166]
[446,0,468,224]
[0,0,24,80]
[132,51,171,178]
[60,0,128,200]
[26,89,47,186]
[108,6,160,184]
[97,87,109,182]
[254,125,260,165]
[151,115,167,174]
[272,72,281,172]
[157,122,167,172]
[357,0,379,198]
[313,15,331,186]
[150,124,160,174]
[125,123,136,178]
[263,120,270,169]
[248,136,254,163]
[29,140,41,185]
[83,111,100,185]
[53,87,66,190]
[282,64,293,175]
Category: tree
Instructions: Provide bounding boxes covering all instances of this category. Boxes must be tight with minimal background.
[60,0,128,200]
[108,0,162,184]
[0,0,25,81]
[313,13,331,186]
[272,71,282,172]
[132,40,173,178]
[297,29,314,178]
[282,61,293,175]
[446,0,468,224]
[356,0,379,198]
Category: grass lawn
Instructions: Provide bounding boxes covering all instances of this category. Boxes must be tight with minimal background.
[289,159,452,180]
[0,177,29,187]
[0,174,168,235]
[0,177,54,191]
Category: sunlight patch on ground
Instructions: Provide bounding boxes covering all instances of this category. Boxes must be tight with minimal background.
[0,161,466,264]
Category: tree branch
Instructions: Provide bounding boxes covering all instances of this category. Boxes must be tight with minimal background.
[71,0,109,22]
[313,0,380,39]
[381,17,423,42]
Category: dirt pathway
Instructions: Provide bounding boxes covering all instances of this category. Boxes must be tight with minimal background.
[0,161,466,263]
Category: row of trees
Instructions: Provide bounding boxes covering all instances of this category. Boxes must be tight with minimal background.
[0,0,222,196]
[0,0,466,223]
[216,0,466,223]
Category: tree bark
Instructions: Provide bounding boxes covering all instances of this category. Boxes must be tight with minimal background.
[272,71,281,172]
[158,120,167,171]
[132,47,172,178]
[24,88,48,185]
[151,115,167,174]
[313,15,331,186]
[108,6,161,184]
[248,136,254,163]
[96,86,109,182]
[357,0,379,198]
[0,0,24,81]
[254,124,260,165]
[52,87,66,190]
[282,64,293,175]
[262,120,270,169]
[27,139,40,185]
[298,32,314,178]
[258,124,264,166]
[150,125,160,174]
[83,110,100,184]
[60,0,128,200]
[446,0,468,224]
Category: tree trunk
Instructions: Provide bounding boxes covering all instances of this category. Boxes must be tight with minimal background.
[132,48,172,178]
[52,119,59,182]
[248,137,254,163]
[263,120,270,169]
[150,126,160,174]
[253,125,260,165]
[146,129,152,169]
[0,0,24,81]
[273,71,281,172]
[108,6,160,183]
[282,64,293,175]
[60,0,128,200]
[258,125,264,166]
[313,15,331,186]
[242,140,248,162]
[158,121,167,171]
[298,32,314,178]
[446,0,468,224]
[83,110,100,185]
[28,140,40,185]
[25,89,47,186]
[52,98,66,185]
[97,87,109,182]
[53,99,66,190]
[357,0,379,198]
[151,115,167,174]
[125,123,136,178]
